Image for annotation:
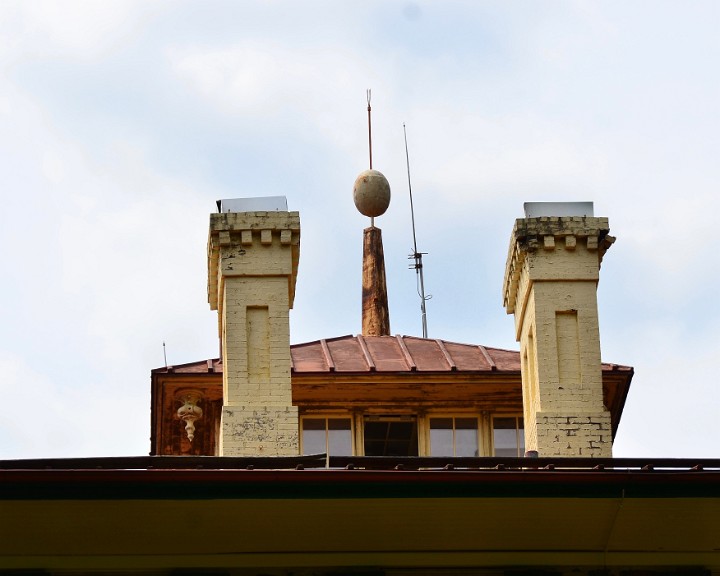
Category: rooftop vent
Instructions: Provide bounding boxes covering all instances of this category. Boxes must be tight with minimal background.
[524,202,594,218]
[216,196,288,213]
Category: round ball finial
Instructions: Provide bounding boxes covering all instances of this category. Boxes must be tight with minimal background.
[353,169,391,218]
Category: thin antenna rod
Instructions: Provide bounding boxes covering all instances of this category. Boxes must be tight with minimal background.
[367,89,373,170]
[367,89,376,227]
[163,341,168,368]
[403,123,430,338]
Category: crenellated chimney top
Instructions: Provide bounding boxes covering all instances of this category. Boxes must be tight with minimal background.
[503,201,615,458]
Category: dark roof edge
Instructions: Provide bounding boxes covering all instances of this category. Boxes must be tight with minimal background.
[2,455,718,471]
[2,464,720,501]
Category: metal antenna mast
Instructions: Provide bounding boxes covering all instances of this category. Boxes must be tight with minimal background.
[403,123,430,338]
[367,89,376,227]
[367,89,373,170]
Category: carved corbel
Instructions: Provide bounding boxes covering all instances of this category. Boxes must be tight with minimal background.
[175,389,203,442]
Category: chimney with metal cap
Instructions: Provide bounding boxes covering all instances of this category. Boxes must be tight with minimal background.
[503,202,615,457]
[208,197,300,456]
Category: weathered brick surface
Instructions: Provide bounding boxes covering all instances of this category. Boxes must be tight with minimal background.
[504,215,614,458]
[219,406,299,456]
[536,411,612,457]
[208,211,300,456]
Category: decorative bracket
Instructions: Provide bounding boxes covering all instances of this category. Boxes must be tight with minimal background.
[175,389,203,442]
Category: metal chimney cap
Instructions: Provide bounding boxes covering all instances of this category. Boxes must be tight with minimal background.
[216,196,288,213]
[524,202,594,218]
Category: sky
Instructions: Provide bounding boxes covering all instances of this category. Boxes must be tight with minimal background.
[1,1,718,460]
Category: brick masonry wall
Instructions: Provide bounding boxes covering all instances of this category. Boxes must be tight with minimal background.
[536,412,612,457]
[221,277,292,407]
[209,212,300,456]
[220,406,299,456]
[504,216,614,457]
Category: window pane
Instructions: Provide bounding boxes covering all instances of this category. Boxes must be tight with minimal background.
[328,418,351,431]
[302,429,327,455]
[494,417,520,457]
[389,421,418,456]
[430,418,454,457]
[430,418,453,429]
[302,419,326,455]
[430,417,479,457]
[327,418,352,455]
[364,420,418,456]
[303,419,325,430]
[454,418,479,457]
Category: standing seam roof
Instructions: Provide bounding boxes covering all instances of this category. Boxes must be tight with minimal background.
[152,335,632,375]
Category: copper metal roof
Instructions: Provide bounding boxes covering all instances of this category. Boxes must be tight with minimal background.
[153,335,632,375]
[290,335,522,373]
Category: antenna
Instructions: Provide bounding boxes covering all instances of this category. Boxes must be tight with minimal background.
[163,341,168,368]
[403,123,431,338]
[367,89,373,170]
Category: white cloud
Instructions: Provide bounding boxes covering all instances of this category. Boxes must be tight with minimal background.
[167,41,386,155]
[0,0,152,61]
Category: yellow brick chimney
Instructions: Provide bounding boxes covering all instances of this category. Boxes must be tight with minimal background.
[207,199,300,456]
[503,202,615,457]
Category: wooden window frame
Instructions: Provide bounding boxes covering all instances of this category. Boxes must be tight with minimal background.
[424,413,484,457]
[299,414,355,460]
[491,414,525,457]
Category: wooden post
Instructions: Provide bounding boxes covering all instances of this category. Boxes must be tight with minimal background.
[362,226,390,336]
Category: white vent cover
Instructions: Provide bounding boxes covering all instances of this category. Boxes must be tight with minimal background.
[524,202,594,218]
[216,196,288,213]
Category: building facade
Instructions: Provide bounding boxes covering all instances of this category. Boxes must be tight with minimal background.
[3,198,719,576]
[151,201,631,460]
[151,335,632,459]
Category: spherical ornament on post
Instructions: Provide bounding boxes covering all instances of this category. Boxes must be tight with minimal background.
[353,169,391,218]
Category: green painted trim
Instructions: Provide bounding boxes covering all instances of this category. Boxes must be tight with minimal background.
[3,472,719,500]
